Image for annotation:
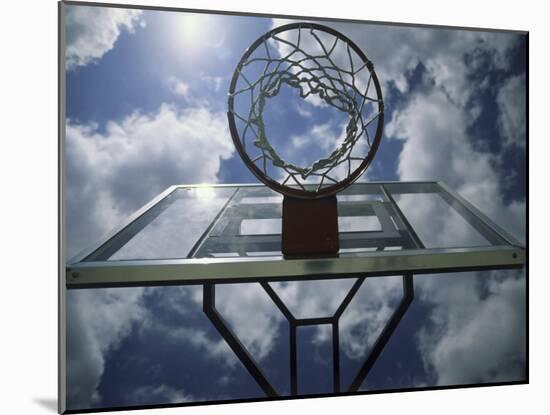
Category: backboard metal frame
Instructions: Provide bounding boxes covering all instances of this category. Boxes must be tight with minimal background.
[66,181,525,289]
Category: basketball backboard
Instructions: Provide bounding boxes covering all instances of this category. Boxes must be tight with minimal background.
[66,181,525,288]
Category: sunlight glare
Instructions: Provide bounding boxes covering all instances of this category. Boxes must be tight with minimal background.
[174,14,224,51]
[195,186,216,202]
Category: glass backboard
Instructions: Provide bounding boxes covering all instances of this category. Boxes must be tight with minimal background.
[66,181,525,288]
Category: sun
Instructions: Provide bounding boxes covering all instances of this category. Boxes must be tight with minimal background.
[179,14,204,45]
[173,13,224,51]
[159,12,226,66]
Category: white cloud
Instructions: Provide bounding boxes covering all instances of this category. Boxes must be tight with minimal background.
[144,285,202,317]
[136,286,239,367]
[355,26,516,106]
[139,284,285,366]
[65,5,145,70]
[65,103,233,258]
[128,384,195,405]
[294,103,313,118]
[497,74,527,149]
[339,277,403,359]
[417,271,526,385]
[167,74,225,104]
[290,122,342,152]
[66,288,146,408]
[173,81,190,98]
[165,326,239,367]
[200,73,224,92]
[270,279,356,319]
[65,285,237,409]
[385,87,525,242]
[166,76,209,106]
[215,284,285,361]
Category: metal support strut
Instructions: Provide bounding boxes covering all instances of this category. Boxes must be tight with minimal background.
[203,274,414,397]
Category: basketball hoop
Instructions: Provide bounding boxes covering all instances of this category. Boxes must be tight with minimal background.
[228,22,384,255]
[228,22,384,199]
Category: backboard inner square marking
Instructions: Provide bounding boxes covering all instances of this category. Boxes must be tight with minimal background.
[239,216,383,235]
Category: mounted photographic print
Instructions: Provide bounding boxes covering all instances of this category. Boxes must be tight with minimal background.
[59,1,527,413]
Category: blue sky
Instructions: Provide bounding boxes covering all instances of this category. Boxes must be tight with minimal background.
[64,4,527,411]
